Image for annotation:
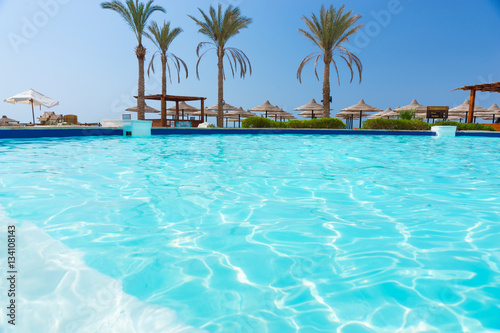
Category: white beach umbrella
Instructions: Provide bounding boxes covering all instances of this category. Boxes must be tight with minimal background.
[4,88,59,125]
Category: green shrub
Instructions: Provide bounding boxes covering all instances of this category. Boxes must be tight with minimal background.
[398,108,416,120]
[433,121,496,131]
[242,117,346,129]
[242,117,276,128]
[306,118,346,129]
[362,119,431,130]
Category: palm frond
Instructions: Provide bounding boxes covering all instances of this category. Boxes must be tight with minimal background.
[195,45,215,79]
[146,20,188,83]
[147,51,158,77]
[101,0,164,45]
[297,52,321,83]
[190,4,252,81]
[297,4,363,86]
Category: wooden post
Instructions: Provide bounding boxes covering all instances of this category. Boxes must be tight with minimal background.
[175,101,180,122]
[161,96,166,127]
[468,89,476,123]
[201,99,205,123]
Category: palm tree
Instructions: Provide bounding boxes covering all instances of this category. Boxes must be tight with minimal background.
[189,4,252,128]
[101,0,165,120]
[146,21,188,96]
[297,5,364,118]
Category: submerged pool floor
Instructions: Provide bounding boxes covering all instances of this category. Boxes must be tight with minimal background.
[1,134,499,332]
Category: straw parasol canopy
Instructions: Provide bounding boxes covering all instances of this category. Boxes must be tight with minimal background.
[0,115,20,126]
[223,108,252,128]
[395,99,427,112]
[188,108,218,122]
[277,111,296,120]
[248,100,281,118]
[294,99,324,111]
[488,103,500,112]
[384,108,400,118]
[340,99,382,127]
[449,100,488,120]
[166,101,200,119]
[481,104,500,122]
[447,115,466,121]
[225,107,253,117]
[125,104,160,113]
[167,101,199,112]
[266,108,292,121]
[248,100,280,112]
[368,107,393,119]
[341,99,382,113]
[206,103,238,111]
[299,110,323,119]
[224,107,254,124]
[294,99,326,118]
[335,111,371,119]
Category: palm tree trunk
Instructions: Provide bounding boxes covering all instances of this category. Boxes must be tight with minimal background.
[322,55,331,118]
[217,47,224,128]
[136,44,147,120]
[161,55,167,95]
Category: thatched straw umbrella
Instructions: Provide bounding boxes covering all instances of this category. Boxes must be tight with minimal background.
[394,99,427,119]
[248,100,280,118]
[299,110,323,119]
[125,104,160,113]
[224,107,255,127]
[482,104,500,122]
[341,99,382,128]
[0,115,20,126]
[190,108,218,122]
[167,101,199,120]
[294,99,324,119]
[206,103,237,123]
[368,107,393,119]
[449,100,488,122]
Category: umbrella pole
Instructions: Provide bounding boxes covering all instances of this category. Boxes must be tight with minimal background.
[239,114,241,128]
[31,100,35,125]
[359,111,362,128]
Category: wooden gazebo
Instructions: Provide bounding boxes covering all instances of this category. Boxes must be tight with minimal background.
[140,94,207,128]
[454,82,500,123]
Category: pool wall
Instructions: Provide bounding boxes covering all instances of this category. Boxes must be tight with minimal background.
[1,127,500,139]
[0,127,122,139]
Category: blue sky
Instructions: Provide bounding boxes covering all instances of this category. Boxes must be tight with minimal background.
[1,0,499,123]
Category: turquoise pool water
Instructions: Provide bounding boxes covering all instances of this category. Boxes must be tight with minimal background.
[1,134,499,332]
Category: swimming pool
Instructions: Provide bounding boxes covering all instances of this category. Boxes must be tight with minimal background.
[0,134,499,332]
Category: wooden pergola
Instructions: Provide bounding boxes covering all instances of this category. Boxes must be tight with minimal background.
[454,82,500,123]
[140,94,207,127]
